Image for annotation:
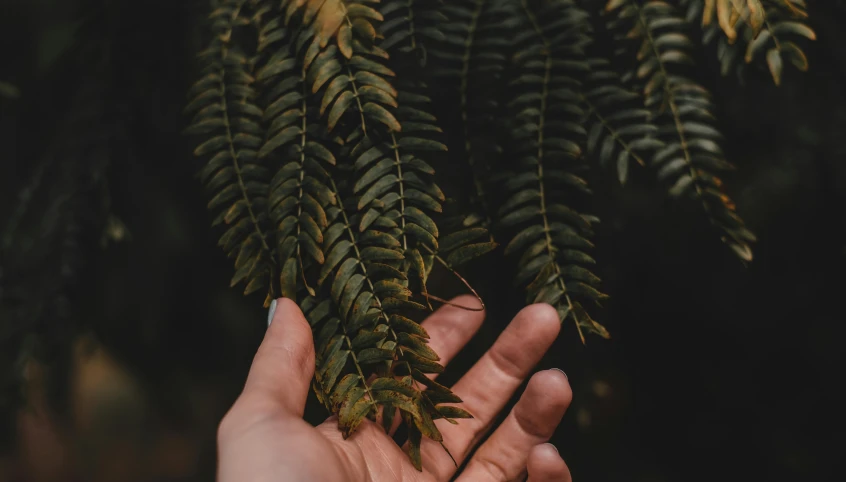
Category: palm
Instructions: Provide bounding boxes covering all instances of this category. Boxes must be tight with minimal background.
[218,298,574,481]
[254,417,436,481]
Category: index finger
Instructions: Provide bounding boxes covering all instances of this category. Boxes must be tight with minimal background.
[419,294,486,373]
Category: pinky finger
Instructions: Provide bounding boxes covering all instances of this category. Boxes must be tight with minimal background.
[526,443,571,482]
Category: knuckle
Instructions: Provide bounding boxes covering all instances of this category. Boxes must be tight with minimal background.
[513,404,550,438]
[487,344,527,380]
[474,456,511,482]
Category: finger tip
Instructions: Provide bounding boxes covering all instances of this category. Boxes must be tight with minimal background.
[532,369,573,407]
[267,298,313,342]
[273,298,306,322]
[276,297,299,313]
[518,303,562,337]
[528,443,571,481]
[532,442,560,459]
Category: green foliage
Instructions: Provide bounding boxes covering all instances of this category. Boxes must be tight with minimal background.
[186,1,275,297]
[492,0,609,342]
[186,0,817,469]
[607,0,758,261]
[430,0,515,230]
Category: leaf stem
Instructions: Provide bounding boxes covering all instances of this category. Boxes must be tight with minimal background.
[581,95,647,167]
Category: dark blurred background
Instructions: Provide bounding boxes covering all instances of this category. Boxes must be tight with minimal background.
[1,0,844,481]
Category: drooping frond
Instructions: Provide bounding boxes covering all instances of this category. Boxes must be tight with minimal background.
[495,0,609,343]
[254,14,339,298]
[379,0,447,65]
[314,178,469,469]
[187,0,275,298]
[682,0,815,84]
[429,0,516,230]
[583,57,663,184]
[607,0,757,261]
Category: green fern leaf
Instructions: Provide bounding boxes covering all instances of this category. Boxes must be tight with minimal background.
[188,0,275,299]
[608,0,757,261]
[254,15,340,298]
[494,0,609,343]
[429,0,517,230]
[311,178,464,447]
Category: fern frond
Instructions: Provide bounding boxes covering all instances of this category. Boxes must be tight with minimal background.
[315,178,464,466]
[254,16,339,298]
[583,57,663,184]
[683,0,815,84]
[187,0,275,298]
[496,0,609,343]
[429,0,516,230]
[379,0,447,65]
[608,0,757,261]
[301,294,376,433]
[348,81,447,299]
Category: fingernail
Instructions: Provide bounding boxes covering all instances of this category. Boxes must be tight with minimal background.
[544,442,558,453]
[267,299,278,327]
[551,368,568,380]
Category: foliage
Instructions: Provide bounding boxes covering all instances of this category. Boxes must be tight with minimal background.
[183,0,816,468]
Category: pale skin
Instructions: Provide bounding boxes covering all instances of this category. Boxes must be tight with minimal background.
[217,296,574,481]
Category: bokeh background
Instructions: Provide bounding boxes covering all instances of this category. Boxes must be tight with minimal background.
[1,0,845,481]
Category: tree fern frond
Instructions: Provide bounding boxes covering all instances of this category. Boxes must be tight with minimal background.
[188,0,275,298]
[608,0,757,261]
[378,0,447,65]
[583,57,663,184]
[683,0,815,84]
[496,0,609,343]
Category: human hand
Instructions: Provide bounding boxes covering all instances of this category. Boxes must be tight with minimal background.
[217,297,573,481]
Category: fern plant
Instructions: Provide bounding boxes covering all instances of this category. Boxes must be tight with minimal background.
[187,0,816,469]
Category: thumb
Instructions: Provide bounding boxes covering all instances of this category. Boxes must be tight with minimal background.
[242,298,315,417]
